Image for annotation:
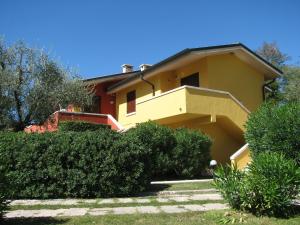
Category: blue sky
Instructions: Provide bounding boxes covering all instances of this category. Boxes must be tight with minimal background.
[1,0,299,78]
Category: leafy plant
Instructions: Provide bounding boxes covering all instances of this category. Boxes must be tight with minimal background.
[214,152,300,217]
[240,152,300,217]
[213,165,244,210]
[245,102,300,165]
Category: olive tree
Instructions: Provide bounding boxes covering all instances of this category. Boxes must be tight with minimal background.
[0,39,92,131]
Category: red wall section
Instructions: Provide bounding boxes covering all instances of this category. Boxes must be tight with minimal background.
[59,112,108,125]
[24,113,59,133]
[94,82,116,117]
[24,111,122,133]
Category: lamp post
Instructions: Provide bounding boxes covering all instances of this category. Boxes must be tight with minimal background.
[209,160,218,178]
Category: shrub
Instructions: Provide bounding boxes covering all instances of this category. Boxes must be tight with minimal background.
[245,102,300,165]
[172,128,211,178]
[240,152,300,217]
[0,130,151,199]
[0,170,8,219]
[214,152,300,217]
[213,165,244,210]
[59,121,111,132]
[127,122,212,178]
[127,122,176,177]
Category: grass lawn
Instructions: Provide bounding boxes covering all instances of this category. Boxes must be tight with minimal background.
[149,181,213,192]
[4,210,300,225]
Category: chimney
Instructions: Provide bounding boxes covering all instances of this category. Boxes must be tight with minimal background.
[139,64,152,71]
[122,64,133,73]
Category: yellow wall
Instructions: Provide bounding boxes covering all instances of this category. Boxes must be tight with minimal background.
[116,76,162,128]
[168,118,243,164]
[207,54,264,112]
[116,53,265,125]
[186,88,249,132]
[231,147,251,169]
[114,52,266,165]
[159,58,208,93]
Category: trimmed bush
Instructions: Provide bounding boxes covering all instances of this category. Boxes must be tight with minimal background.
[213,165,244,210]
[0,130,151,199]
[245,102,300,165]
[241,152,300,217]
[0,169,8,219]
[128,121,212,178]
[172,128,211,178]
[0,121,213,198]
[214,152,300,217]
[59,121,111,132]
[127,122,176,177]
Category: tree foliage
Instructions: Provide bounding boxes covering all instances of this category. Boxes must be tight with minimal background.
[256,42,289,68]
[282,65,300,102]
[245,102,300,165]
[256,41,300,103]
[0,39,92,131]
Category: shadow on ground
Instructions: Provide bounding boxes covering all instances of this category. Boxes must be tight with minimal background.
[2,217,69,225]
[147,184,170,192]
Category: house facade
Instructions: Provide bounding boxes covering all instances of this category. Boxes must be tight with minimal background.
[25,43,282,168]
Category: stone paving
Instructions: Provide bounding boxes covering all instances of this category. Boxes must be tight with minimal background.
[9,193,222,206]
[6,190,226,218]
[5,203,228,218]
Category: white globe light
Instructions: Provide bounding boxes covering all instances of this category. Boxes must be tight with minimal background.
[210,160,217,167]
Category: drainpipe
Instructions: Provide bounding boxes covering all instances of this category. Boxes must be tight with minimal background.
[141,72,155,96]
[262,79,276,101]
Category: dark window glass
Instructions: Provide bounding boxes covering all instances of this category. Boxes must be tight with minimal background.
[127,90,136,114]
[180,73,199,87]
[86,96,101,113]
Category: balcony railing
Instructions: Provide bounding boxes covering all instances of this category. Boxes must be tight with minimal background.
[122,85,249,131]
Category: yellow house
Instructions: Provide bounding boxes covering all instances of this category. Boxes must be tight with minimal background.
[82,43,282,168]
[55,43,282,168]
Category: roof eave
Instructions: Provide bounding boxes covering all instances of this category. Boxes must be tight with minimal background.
[107,43,282,93]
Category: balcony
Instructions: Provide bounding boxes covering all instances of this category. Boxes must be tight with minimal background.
[124,85,249,133]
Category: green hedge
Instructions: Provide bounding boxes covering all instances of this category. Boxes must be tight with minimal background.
[0,121,213,199]
[214,152,300,217]
[127,122,176,177]
[127,122,212,178]
[173,128,211,178]
[245,102,300,165]
[59,121,111,132]
[0,130,151,199]
[0,169,8,219]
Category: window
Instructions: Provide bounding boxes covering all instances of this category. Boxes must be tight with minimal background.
[85,96,101,113]
[127,90,136,114]
[180,73,199,87]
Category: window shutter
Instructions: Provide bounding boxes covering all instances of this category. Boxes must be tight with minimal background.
[127,91,136,114]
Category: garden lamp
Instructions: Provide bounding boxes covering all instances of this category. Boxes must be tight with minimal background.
[209,160,217,178]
